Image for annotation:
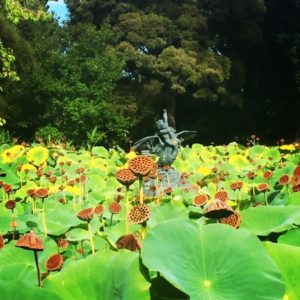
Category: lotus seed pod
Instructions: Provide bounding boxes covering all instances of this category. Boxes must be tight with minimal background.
[77,207,94,221]
[128,156,153,177]
[128,204,151,224]
[219,211,241,229]
[115,168,137,186]
[204,199,234,219]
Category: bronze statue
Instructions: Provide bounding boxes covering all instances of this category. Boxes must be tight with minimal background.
[133,109,196,166]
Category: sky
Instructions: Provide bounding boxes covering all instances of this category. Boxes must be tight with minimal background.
[47,0,69,24]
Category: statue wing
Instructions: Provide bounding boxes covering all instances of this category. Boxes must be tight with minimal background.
[176,130,197,143]
[133,135,160,153]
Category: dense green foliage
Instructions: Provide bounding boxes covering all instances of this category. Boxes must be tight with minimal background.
[0,142,299,299]
[0,0,299,146]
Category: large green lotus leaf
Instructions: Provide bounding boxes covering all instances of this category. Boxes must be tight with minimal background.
[266,242,300,300]
[249,145,267,160]
[147,202,189,229]
[278,229,300,247]
[0,280,61,300]
[45,208,83,235]
[142,220,285,300]
[0,236,58,281]
[44,249,150,300]
[91,146,109,158]
[240,206,300,236]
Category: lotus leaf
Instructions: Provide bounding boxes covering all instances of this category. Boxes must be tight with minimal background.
[44,249,150,300]
[142,219,285,300]
[240,205,300,236]
[266,242,300,300]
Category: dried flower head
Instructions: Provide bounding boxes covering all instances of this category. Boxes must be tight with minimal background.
[214,190,228,202]
[16,231,44,251]
[77,207,94,222]
[247,172,256,179]
[94,204,104,216]
[128,156,153,177]
[148,161,158,179]
[57,239,69,249]
[3,184,12,193]
[5,200,16,210]
[45,253,64,271]
[109,202,122,214]
[263,171,273,180]
[219,211,241,229]
[116,233,142,252]
[115,168,137,186]
[279,174,290,185]
[294,165,300,179]
[128,204,151,224]
[193,194,208,206]
[48,176,57,184]
[204,199,234,219]
[35,188,48,198]
[257,183,269,192]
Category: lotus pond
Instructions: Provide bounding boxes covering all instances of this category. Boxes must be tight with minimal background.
[0,142,299,300]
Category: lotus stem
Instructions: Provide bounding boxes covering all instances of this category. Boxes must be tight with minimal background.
[125,186,129,235]
[33,250,42,287]
[141,223,146,240]
[139,177,144,204]
[41,199,48,236]
[88,222,95,254]
[109,213,114,226]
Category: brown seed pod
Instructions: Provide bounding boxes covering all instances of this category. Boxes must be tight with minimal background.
[279,174,290,185]
[45,253,64,271]
[247,172,256,179]
[109,202,122,214]
[5,200,16,210]
[257,183,269,192]
[294,165,300,179]
[219,211,241,229]
[204,199,234,219]
[214,190,228,202]
[263,171,273,180]
[3,184,12,193]
[193,194,208,207]
[115,168,137,186]
[94,204,104,216]
[77,207,94,222]
[116,233,142,252]
[57,239,69,249]
[230,182,238,190]
[128,156,153,177]
[236,181,243,189]
[16,231,44,251]
[128,204,151,224]
[35,188,48,198]
[48,176,57,184]
[148,161,158,179]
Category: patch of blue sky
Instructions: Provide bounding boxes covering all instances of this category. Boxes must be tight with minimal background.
[47,0,69,25]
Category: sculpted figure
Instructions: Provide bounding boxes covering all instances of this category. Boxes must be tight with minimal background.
[133,109,196,166]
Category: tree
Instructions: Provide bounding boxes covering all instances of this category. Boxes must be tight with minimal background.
[66,0,231,129]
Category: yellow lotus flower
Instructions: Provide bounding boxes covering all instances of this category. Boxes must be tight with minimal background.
[48,185,60,194]
[280,144,296,151]
[27,146,49,166]
[63,185,82,196]
[197,166,211,176]
[1,149,15,163]
[125,150,137,160]
[11,145,25,157]
[20,164,37,173]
